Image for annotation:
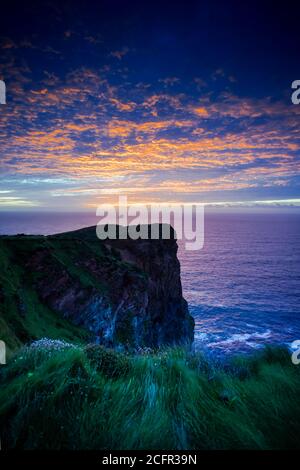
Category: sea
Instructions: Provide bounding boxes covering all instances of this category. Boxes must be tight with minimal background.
[1,210,299,356]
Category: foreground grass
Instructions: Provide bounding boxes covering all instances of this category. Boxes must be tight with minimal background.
[0,343,299,450]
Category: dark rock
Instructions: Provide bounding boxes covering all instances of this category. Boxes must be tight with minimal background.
[1,224,194,350]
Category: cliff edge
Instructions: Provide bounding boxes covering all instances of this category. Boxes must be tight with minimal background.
[0,224,194,351]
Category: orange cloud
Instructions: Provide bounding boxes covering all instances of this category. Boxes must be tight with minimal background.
[193,106,209,117]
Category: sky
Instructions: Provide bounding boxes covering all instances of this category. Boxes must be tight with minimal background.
[0,0,300,211]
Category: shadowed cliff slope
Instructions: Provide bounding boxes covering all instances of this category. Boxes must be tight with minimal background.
[0,224,194,352]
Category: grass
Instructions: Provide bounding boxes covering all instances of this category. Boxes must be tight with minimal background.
[0,344,299,450]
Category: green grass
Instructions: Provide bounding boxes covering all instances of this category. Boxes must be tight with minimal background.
[43,238,108,293]
[0,239,90,356]
[0,344,299,450]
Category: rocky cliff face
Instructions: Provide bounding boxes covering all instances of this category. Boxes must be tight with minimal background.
[0,225,194,350]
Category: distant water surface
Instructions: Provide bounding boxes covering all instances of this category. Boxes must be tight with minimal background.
[178,212,300,356]
[1,211,299,355]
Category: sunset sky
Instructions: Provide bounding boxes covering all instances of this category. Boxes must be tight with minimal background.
[0,0,300,210]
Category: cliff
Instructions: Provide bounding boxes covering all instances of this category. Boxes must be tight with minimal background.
[0,225,194,351]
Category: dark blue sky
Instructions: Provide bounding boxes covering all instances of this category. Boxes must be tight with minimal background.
[0,0,299,209]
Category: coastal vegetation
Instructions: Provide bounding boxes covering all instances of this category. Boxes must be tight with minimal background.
[0,342,299,450]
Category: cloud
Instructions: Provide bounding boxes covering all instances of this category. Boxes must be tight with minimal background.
[0,196,39,207]
[0,54,299,208]
[159,77,180,87]
[110,47,129,60]
[0,37,17,49]
[84,34,103,44]
[192,106,209,117]
[107,119,194,137]
[194,77,207,89]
